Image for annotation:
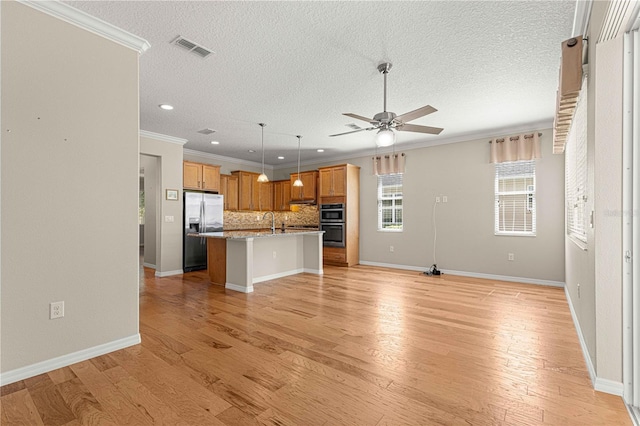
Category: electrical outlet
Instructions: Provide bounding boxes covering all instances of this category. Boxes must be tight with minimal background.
[435,196,441,203]
[50,301,64,319]
[390,245,394,252]
[273,251,277,259]
[508,253,515,261]
[442,196,448,203]
[577,283,581,298]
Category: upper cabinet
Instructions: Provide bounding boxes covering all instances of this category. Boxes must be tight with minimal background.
[183,161,220,192]
[290,170,318,203]
[319,165,346,198]
[219,174,239,211]
[273,180,292,211]
[232,171,273,211]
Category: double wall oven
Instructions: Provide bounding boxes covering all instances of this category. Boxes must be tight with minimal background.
[320,203,345,247]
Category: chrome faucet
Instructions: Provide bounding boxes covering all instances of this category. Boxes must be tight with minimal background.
[263,211,275,233]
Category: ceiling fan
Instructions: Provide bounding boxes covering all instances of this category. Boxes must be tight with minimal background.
[330,62,443,146]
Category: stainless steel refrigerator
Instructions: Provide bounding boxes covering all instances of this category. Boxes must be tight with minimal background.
[183,192,223,272]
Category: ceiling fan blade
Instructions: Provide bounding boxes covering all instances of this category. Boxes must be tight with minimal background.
[343,113,375,123]
[396,123,443,135]
[329,127,375,137]
[394,105,437,123]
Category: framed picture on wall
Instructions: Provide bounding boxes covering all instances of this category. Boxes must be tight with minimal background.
[166,189,178,200]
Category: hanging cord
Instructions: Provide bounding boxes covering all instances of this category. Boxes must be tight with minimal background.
[424,197,441,276]
[432,197,437,265]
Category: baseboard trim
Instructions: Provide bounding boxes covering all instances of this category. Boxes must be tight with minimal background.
[253,269,305,284]
[595,377,624,396]
[303,268,324,275]
[0,334,141,386]
[359,261,565,287]
[626,404,640,426]
[564,286,597,385]
[142,262,156,269]
[225,282,253,293]
[564,286,625,397]
[359,261,425,272]
[155,269,182,277]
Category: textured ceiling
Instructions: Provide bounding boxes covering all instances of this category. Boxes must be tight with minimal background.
[65,1,575,166]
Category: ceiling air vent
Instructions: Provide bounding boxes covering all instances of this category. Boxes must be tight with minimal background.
[346,123,362,130]
[170,36,214,59]
[197,128,216,135]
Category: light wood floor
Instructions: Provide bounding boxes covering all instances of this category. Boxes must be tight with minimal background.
[1,265,632,425]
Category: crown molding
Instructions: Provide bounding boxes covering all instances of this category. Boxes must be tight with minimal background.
[183,148,272,171]
[140,130,187,145]
[17,0,150,54]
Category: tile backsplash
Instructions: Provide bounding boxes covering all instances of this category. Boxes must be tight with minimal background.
[223,205,319,230]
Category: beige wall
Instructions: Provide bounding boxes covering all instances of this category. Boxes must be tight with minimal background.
[277,130,565,283]
[1,1,139,372]
[140,135,184,275]
[140,154,158,267]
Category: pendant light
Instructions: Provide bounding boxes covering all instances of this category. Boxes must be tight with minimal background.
[257,123,269,182]
[293,135,303,187]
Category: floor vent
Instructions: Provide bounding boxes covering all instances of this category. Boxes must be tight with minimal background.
[170,36,214,59]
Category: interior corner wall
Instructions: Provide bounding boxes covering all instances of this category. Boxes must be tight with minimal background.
[0,1,139,374]
[140,136,184,275]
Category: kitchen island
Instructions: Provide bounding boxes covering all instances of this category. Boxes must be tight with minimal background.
[191,229,324,293]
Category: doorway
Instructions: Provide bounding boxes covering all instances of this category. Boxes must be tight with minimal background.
[140,154,159,269]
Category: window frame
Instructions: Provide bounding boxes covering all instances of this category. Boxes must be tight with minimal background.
[377,173,403,232]
[494,160,536,236]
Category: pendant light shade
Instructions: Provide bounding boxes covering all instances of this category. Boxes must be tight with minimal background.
[257,123,269,182]
[293,135,303,187]
[375,126,395,147]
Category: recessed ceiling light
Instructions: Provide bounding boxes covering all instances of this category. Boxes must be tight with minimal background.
[317,149,325,153]
[211,141,220,145]
[278,156,284,160]
[248,149,256,153]
[159,104,174,110]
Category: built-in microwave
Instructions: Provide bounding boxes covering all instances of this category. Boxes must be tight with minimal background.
[320,203,345,222]
[320,222,345,247]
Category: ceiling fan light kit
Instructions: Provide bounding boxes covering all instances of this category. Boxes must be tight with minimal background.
[330,62,444,145]
[257,123,269,183]
[376,127,396,147]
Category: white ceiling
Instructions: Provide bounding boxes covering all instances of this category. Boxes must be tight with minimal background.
[66,1,576,167]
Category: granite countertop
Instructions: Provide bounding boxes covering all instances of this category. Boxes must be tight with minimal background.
[188,228,323,240]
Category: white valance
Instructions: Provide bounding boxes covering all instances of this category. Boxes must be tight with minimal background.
[490,133,542,163]
[373,153,405,175]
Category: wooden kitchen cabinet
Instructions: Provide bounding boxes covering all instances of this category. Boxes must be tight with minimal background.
[183,161,220,192]
[290,170,318,203]
[319,165,346,197]
[232,171,272,211]
[219,174,239,210]
[273,180,291,211]
[320,164,360,267]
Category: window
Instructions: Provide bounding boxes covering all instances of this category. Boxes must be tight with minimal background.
[565,78,588,245]
[378,173,403,231]
[494,160,536,235]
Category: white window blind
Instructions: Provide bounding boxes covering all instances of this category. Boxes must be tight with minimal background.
[565,78,588,244]
[377,173,403,231]
[494,161,536,235]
